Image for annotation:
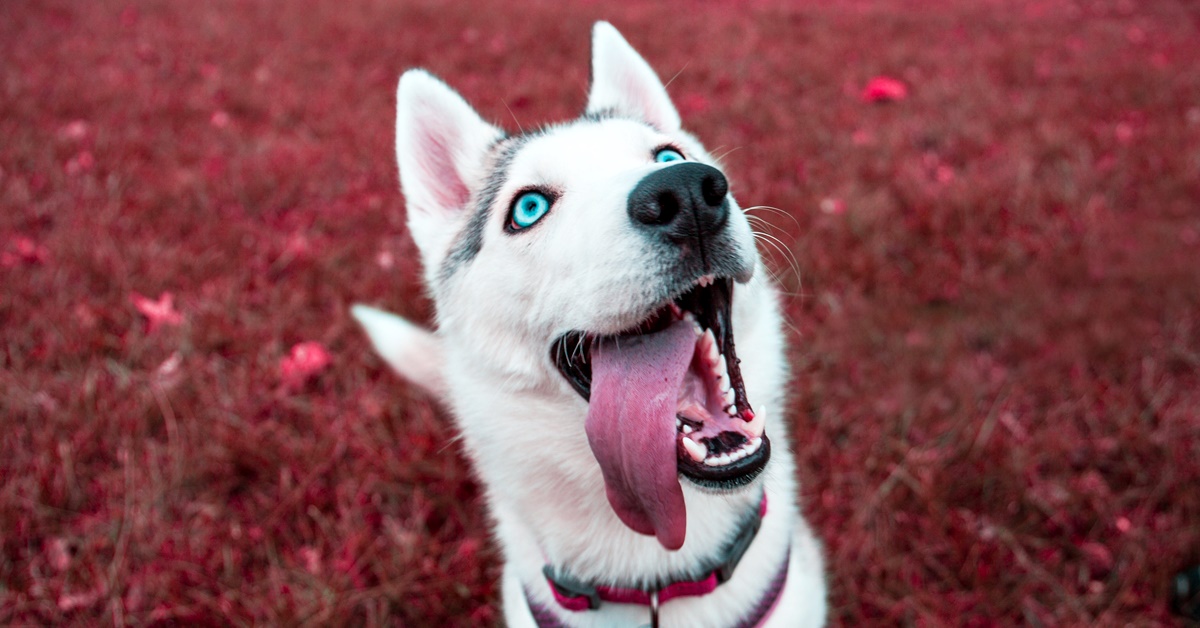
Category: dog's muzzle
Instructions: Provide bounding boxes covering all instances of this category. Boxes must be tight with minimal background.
[628,162,730,249]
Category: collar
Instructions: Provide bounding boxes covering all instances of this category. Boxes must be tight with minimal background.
[526,493,787,627]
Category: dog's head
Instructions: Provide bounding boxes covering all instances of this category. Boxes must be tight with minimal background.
[387,23,773,551]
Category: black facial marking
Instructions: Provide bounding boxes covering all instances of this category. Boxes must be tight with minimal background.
[437,135,519,283]
[579,108,619,123]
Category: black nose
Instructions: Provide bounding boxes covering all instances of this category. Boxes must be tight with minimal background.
[627,162,729,243]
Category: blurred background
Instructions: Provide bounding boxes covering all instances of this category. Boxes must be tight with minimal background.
[2,0,1199,624]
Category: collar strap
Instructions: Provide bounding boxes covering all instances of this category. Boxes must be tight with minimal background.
[543,493,768,612]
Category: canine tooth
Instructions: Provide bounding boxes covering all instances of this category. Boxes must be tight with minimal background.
[745,406,765,439]
[705,332,719,362]
[682,436,707,462]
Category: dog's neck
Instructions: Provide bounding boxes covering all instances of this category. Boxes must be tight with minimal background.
[545,491,767,595]
[524,493,788,628]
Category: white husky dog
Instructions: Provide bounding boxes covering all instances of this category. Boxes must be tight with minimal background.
[352,22,827,627]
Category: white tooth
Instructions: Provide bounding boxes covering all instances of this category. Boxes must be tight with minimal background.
[730,449,744,462]
[723,388,735,406]
[682,424,693,434]
[745,407,766,439]
[749,437,762,452]
[718,454,732,466]
[676,418,682,429]
[716,355,728,377]
[692,321,703,335]
[682,436,707,462]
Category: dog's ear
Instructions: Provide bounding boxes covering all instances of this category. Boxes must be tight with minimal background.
[586,22,681,132]
[351,304,447,400]
[395,70,503,272]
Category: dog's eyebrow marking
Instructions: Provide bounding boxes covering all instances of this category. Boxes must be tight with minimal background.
[438,135,523,284]
[580,108,619,123]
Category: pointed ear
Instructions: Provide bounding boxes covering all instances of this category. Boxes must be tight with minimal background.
[351,304,446,399]
[395,70,503,272]
[585,22,681,132]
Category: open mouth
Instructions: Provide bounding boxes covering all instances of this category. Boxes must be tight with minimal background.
[552,276,770,492]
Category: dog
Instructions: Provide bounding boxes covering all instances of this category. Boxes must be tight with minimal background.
[352,22,827,627]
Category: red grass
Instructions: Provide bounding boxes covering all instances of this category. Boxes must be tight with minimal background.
[3,0,1200,625]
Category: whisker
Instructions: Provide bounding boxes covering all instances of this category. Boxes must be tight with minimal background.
[664,61,691,89]
[742,205,801,231]
[573,333,586,363]
[712,146,744,162]
[751,227,801,274]
[502,98,525,134]
[751,231,802,295]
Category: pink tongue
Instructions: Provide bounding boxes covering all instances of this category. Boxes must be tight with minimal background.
[585,321,696,550]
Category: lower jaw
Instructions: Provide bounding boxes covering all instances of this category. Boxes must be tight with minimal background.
[678,435,771,490]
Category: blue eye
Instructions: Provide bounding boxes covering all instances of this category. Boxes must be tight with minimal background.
[509,190,552,230]
[654,148,685,163]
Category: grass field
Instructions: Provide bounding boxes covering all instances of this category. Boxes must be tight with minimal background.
[3,0,1199,624]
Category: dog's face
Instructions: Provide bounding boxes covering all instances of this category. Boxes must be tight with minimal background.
[394,23,773,551]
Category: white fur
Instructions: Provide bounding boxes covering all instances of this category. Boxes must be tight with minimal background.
[350,304,446,397]
[355,21,827,627]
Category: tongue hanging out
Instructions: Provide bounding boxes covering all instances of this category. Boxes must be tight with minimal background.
[586,322,696,550]
[581,290,770,550]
